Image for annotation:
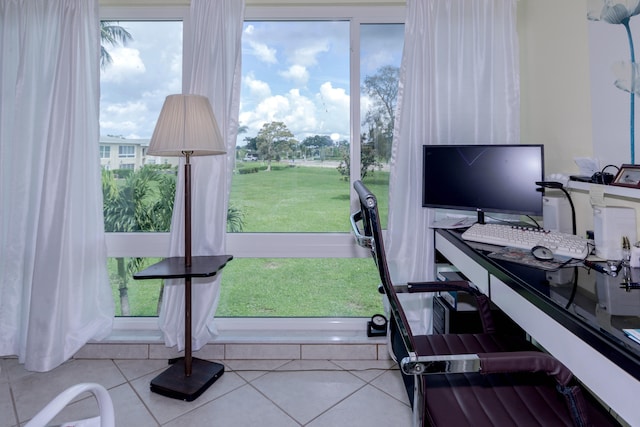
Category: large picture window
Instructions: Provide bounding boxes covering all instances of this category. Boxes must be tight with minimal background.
[100,6,404,321]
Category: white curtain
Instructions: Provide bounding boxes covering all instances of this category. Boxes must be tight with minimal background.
[0,0,114,371]
[158,0,245,351]
[386,0,519,333]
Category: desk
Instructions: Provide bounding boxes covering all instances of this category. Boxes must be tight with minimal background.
[435,229,640,425]
[134,255,233,401]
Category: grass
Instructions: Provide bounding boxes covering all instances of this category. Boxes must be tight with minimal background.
[111,164,390,317]
[217,258,383,316]
[231,164,389,232]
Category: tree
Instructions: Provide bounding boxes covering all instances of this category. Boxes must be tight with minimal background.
[100,21,133,70]
[102,166,170,315]
[362,65,399,163]
[300,135,333,159]
[336,137,381,181]
[102,165,245,315]
[256,121,297,170]
[243,136,259,153]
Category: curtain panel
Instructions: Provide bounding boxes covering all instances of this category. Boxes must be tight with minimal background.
[387,0,520,334]
[158,0,245,351]
[0,0,113,371]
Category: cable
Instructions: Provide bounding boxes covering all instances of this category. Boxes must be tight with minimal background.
[536,181,577,235]
[592,164,619,185]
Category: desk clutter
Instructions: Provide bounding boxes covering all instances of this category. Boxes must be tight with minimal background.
[461,222,591,259]
[486,246,577,270]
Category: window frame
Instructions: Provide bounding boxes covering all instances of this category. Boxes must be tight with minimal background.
[117,145,135,158]
[100,145,110,159]
[101,4,405,333]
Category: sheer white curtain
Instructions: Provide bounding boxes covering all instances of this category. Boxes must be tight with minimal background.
[158,0,244,351]
[386,0,519,333]
[0,0,113,371]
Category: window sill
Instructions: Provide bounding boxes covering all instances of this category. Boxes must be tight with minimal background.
[103,316,383,345]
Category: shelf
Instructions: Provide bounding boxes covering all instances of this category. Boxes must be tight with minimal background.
[568,181,640,200]
[133,255,232,280]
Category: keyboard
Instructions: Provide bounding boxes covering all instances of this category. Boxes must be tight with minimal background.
[461,223,591,259]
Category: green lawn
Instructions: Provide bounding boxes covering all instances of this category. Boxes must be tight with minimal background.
[231,164,389,232]
[217,258,383,316]
[111,165,390,317]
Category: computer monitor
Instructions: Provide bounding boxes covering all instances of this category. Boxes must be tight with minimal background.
[422,144,544,223]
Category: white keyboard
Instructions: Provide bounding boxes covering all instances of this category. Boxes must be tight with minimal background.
[461,223,591,259]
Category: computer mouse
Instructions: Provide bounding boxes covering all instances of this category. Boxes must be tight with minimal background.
[531,245,554,261]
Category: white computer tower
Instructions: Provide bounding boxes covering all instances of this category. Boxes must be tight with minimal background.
[543,195,573,234]
[593,206,637,260]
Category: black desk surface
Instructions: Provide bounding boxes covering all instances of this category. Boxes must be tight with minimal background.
[436,228,640,381]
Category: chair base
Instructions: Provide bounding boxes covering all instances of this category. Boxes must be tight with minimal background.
[150,358,224,401]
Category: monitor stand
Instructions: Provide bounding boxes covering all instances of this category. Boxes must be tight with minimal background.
[477,209,485,224]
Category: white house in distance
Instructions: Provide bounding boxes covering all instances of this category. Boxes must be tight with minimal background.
[99,135,178,171]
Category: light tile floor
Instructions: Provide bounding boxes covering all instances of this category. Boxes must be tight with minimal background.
[1,357,413,427]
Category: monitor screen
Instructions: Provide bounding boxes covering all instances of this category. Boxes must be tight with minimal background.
[422,144,544,218]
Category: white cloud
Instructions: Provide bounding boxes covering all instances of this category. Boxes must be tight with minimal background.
[362,50,396,75]
[282,89,318,133]
[279,65,309,85]
[319,82,349,110]
[100,47,146,83]
[315,82,350,140]
[244,74,272,98]
[290,41,329,67]
[239,83,351,144]
[100,101,150,138]
[252,42,278,64]
[244,26,278,65]
[104,100,148,115]
[240,89,318,138]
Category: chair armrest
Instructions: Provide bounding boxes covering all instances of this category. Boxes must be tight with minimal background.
[25,383,115,427]
[401,351,572,386]
[407,280,481,296]
[401,353,481,375]
[406,280,495,333]
[350,210,372,248]
[478,351,573,386]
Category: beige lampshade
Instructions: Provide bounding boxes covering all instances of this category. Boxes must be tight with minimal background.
[148,94,226,157]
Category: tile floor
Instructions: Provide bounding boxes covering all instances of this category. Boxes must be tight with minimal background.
[1,356,413,426]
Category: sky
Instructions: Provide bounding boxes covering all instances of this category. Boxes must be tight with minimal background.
[99,20,404,146]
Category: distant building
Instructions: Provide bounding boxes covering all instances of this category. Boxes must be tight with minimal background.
[99,135,179,171]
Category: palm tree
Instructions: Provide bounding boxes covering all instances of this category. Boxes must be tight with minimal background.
[102,166,245,315]
[100,21,133,69]
[102,167,167,315]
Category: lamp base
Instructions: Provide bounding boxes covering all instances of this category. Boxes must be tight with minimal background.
[150,358,224,401]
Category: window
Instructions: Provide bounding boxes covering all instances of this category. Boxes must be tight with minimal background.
[233,20,351,233]
[101,6,404,320]
[100,16,184,316]
[100,145,110,158]
[219,16,403,317]
[359,23,404,227]
[118,145,135,158]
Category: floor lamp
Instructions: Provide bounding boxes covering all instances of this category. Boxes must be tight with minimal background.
[143,94,229,400]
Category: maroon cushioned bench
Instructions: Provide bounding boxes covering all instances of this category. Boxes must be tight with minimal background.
[351,180,619,427]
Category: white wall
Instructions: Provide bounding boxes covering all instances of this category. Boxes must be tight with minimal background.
[518,0,594,178]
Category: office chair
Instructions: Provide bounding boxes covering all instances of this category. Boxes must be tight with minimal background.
[350,180,619,427]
